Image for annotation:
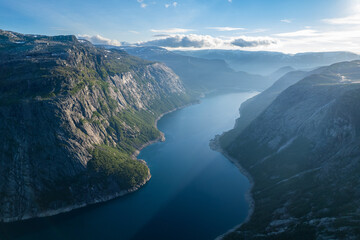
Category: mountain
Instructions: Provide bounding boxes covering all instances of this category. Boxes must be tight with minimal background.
[175,50,360,75]
[221,66,329,145]
[113,46,272,92]
[218,60,360,239]
[0,30,193,222]
[220,63,345,146]
[220,70,310,147]
[268,66,296,81]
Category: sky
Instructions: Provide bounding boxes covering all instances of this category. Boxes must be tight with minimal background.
[0,0,360,53]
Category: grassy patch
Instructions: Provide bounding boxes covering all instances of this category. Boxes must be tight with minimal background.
[88,145,149,189]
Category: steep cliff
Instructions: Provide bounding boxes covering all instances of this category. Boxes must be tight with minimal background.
[0,30,192,222]
[219,61,360,239]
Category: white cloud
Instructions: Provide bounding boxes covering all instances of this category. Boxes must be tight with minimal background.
[152,34,171,37]
[270,26,360,53]
[165,2,178,8]
[228,0,232,2]
[78,34,121,46]
[129,30,140,34]
[281,19,292,23]
[139,34,224,48]
[150,28,194,34]
[246,28,269,34]
[275,29,318,37]
[137,0,147,8]
[207,27,245,31]
[323,14,360,25]
[231,37,277,47]
[137,34,278,49]
[323,1,360,25]
[270,1,360,53]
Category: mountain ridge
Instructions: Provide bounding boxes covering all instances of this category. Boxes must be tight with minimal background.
[0,29,194,222]
[111,46,273,92]
[175,49,360,75]
[218,60,360,239]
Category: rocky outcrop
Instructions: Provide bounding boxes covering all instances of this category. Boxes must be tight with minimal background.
[0,30,192,222]
[220,60,360,239]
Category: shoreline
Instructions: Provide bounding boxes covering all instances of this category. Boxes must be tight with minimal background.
[2,100,199,224]
[1,91,244,224]
[132,100,199,159]
[0,171,152,223]
[209,135,255,240]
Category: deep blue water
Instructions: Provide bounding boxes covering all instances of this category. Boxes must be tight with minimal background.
[0,92,257,240]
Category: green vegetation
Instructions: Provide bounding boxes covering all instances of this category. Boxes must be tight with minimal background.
[108,109,160,154]
[0,30,197,219]
[88,145,149,189]
[69,81,85,95]
[150,93,192,114]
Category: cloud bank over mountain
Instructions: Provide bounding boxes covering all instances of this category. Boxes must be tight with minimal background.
[137,34,278,49]
[78,34,122,46]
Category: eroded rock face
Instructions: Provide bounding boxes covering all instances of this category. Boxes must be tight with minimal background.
[0,30,191,221]
[220,61,360,239]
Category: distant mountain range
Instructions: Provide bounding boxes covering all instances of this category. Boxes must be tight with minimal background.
[110,46,274,92]
[219,60,360,239]
[2,29,360,240]
[176,49,360,75]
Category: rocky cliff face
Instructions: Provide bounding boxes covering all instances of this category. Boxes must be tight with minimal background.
[0,30,192,222]
[220,61,360,239]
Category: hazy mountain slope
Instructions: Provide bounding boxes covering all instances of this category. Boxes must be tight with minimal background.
[220,70,309,147]
[0,30,193,222]
[176,50,360,75]
[116,46,272,92]
[219,60,360,239]
[268,66,296,81]
[221,63,343,146]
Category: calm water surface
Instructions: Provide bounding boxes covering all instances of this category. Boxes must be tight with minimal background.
[0,91,257,240]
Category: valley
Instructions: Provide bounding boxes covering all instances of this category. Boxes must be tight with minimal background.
[1,26,360,240]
